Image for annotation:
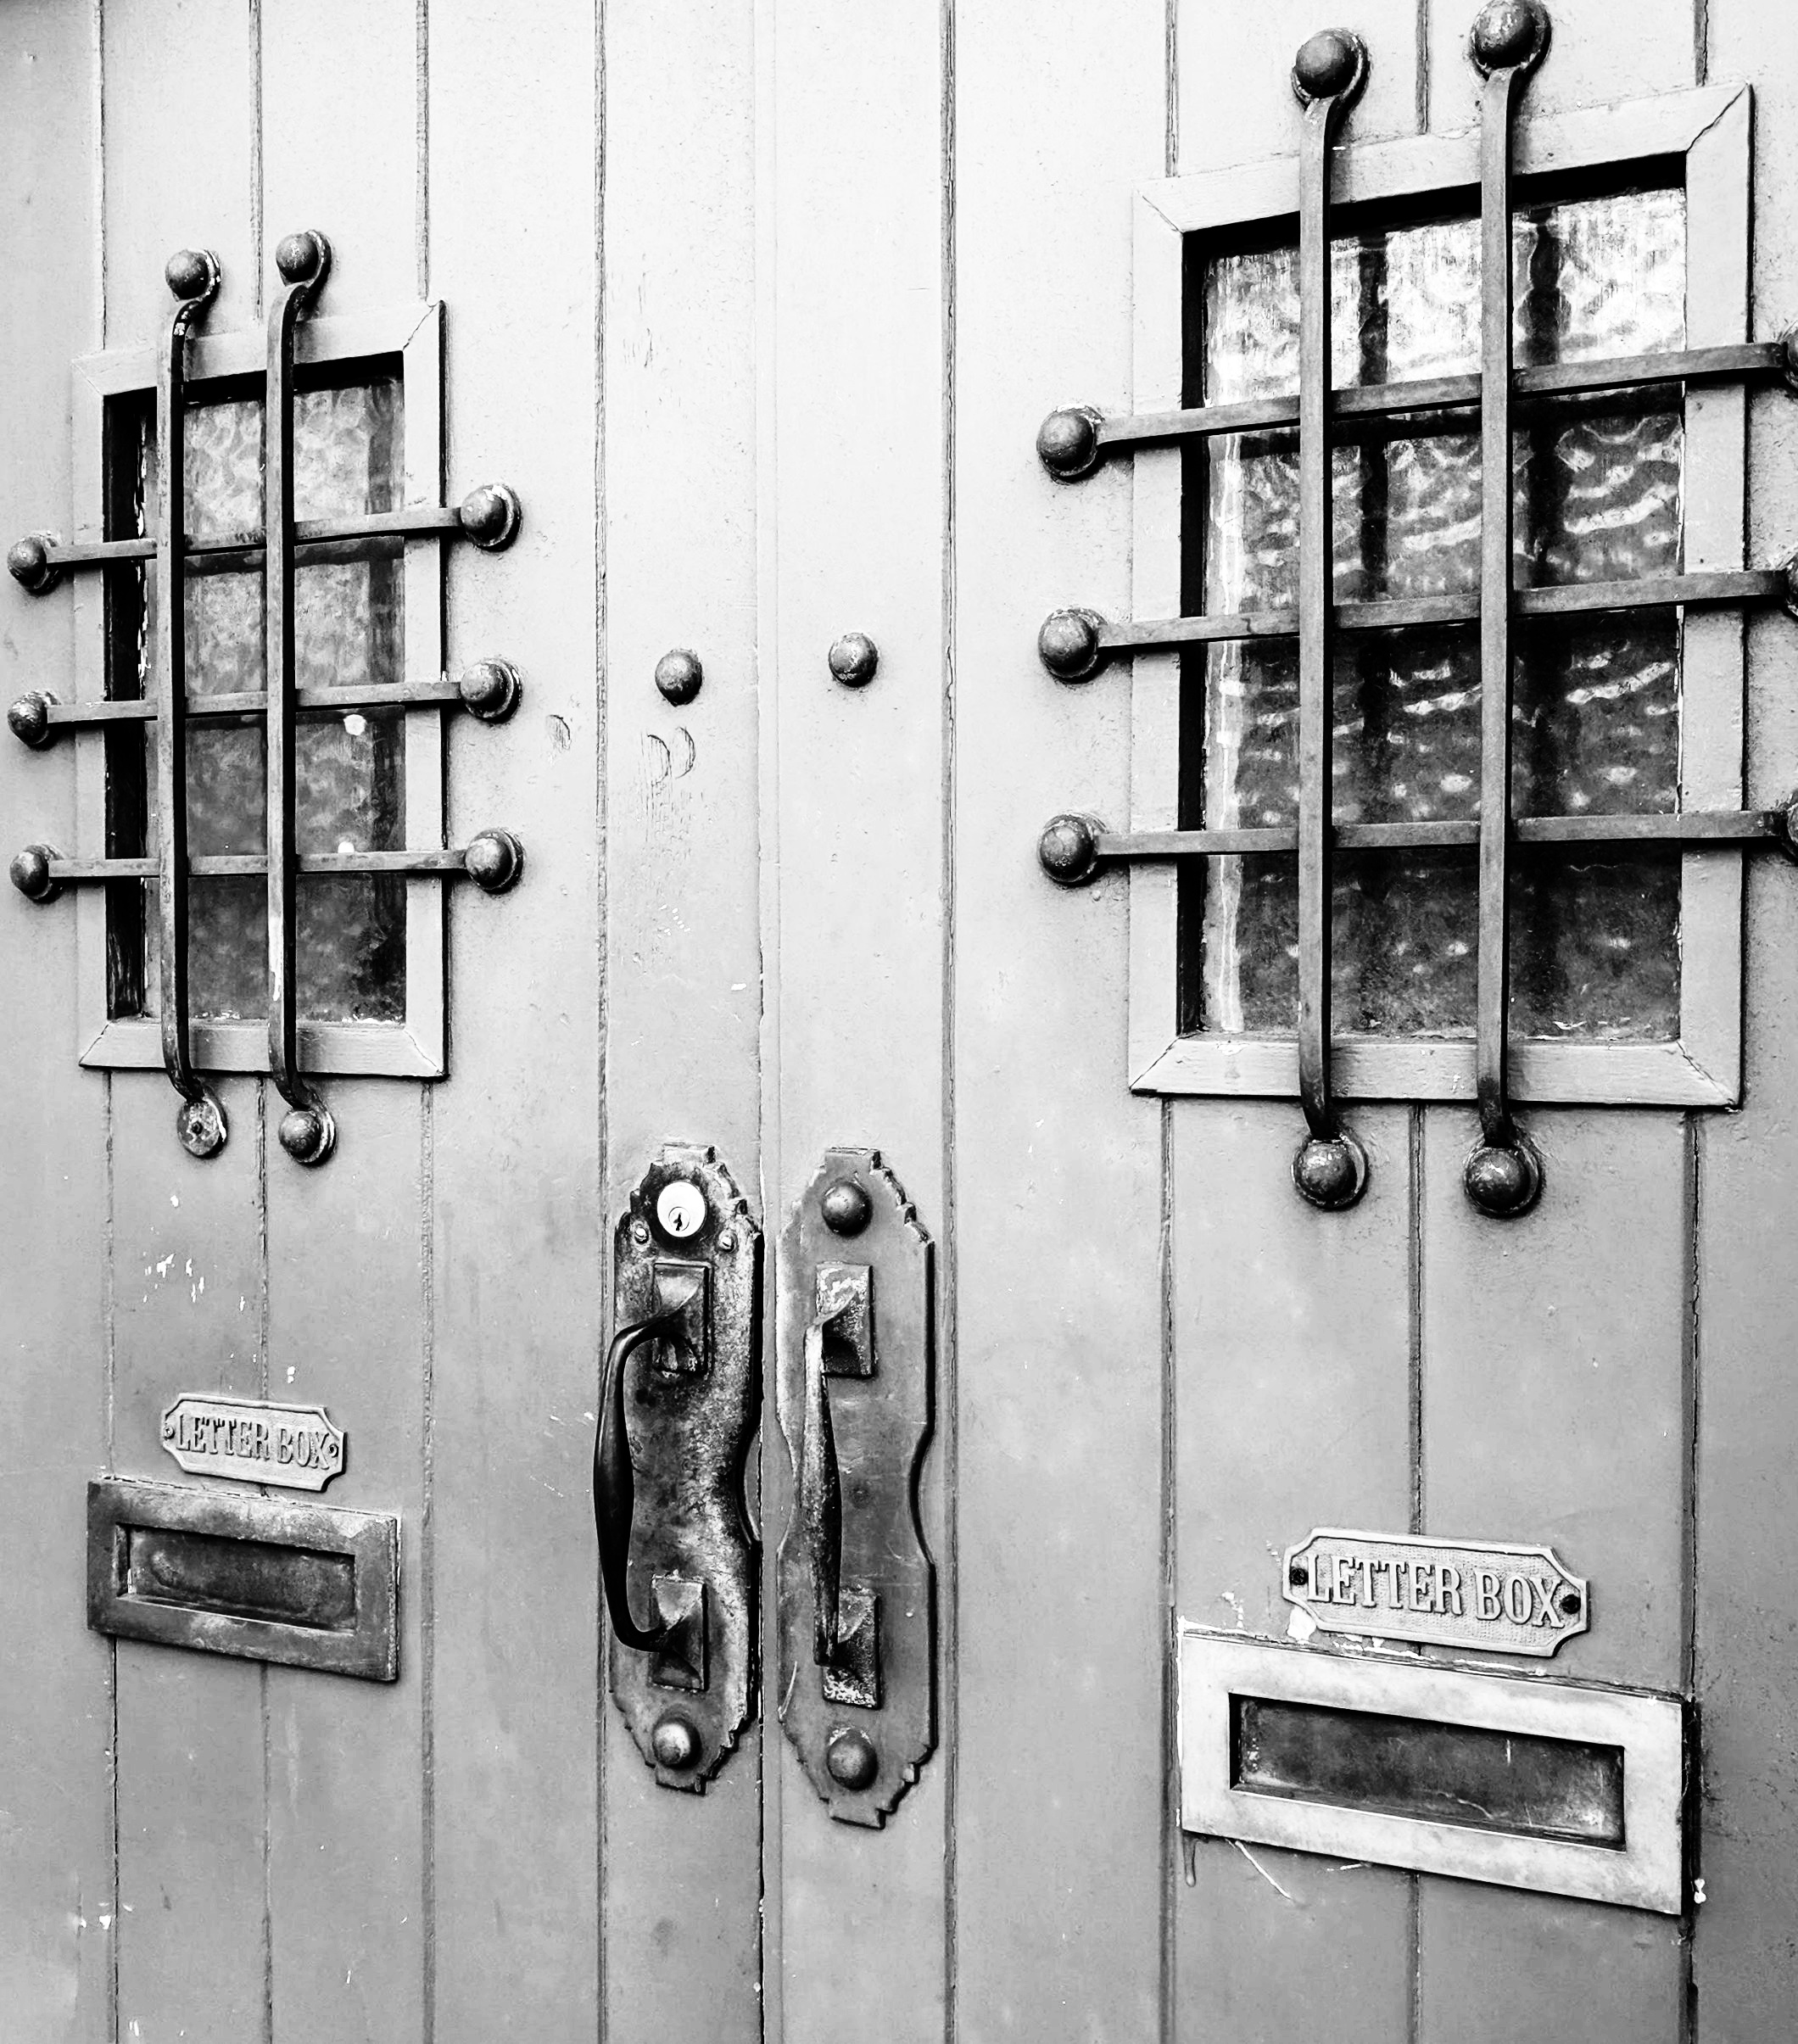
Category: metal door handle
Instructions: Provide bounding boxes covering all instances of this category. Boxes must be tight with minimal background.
[799,1272,861,1667]
[593,1270,704,1653]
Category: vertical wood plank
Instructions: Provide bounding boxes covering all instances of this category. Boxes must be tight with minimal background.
[951,0,1167,2031]
[1416,1109,1686,2044]
[1695,0,1798,2030]
[0,5,113,2036]
[600,0,763,2033]
[100,6,268,2038]
[256,12,427,2040]
[1172,1104,1416,2043]
[426,4,604,2035]
[757,1,950,2035]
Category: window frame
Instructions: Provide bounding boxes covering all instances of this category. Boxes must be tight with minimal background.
[70,301,448,1079]
[1128,84,1750,1108]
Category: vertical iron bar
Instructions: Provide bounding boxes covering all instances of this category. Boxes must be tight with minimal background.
[1290,28,1369,1212]
[157,250,227,1159]
[1466,1,1549,1219]
[265,230,335,1167]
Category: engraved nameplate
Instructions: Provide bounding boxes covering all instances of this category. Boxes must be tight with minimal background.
[1283,1529,1589,1658]
[160,1395,345,1492]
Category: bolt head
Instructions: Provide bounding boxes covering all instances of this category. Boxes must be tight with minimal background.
[465,829,523,894]
[1292,27,1365,102]
[1463,1138,1542,1218]
[165,248,218,303]
[1288,1561,1309,1589]
[1559,1589,1583,1618]
[1037,813,1102,888]
[821,1177,873,1237]
[9,843,59,902]
[651,1713,702,1771]
[825,1728,879,1792]
[1037,608,1103,682]
[274,228,330,288]
[278,1103,336,1167]
[8,534,55,594]
[828,632,879,689]
[1037,407,1102,481]
[717,1228,737,1253]
[176,1093,228,1159]
[458,483,521,551]
[455,657,521,723]
[1470,0,1549,73]
[655,649,704,706]
[1293,1132,1369,1211]
[8,691,53,748]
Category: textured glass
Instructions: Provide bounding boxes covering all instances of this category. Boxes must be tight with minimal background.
[132,379,407,1024]
[1187,189,1685,1041]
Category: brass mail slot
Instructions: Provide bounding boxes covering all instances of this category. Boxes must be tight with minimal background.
[88,1477,399,1681]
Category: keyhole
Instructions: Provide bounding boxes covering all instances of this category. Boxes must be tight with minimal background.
[656,1181,707,1240]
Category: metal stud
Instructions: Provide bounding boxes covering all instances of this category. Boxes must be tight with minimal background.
[1037,607,1105,683]
[828,632,879,689]
[176,1093,229,1161]
[274,228,332,292]
[458,483,522,551]
[277,1102,337,1168]
[655,649,704,706]
[1292,1131,1369,1212]
[464,829,524,895]
[651,1712,703,1771]
[1036,406,1104,482]
[8,534,59,596]
[825,1728,879,1791]
[8,690,56,748]
[1037,813,1103,888]
[1290,25,1369,103]
[820,1177,873,1237]
[164,247,221,304]
[455,658,522,723]
[1468,0,1550,74]
[8,843,60,903]
[1463,1135,1543,1220]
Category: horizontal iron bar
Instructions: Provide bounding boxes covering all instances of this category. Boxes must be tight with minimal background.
[1096,340,1790,451]
[1100,568,1791,654]
[42,677,467,728]
[39,504,465,574]
[1097,809,1790,861]
[47,847,478,882]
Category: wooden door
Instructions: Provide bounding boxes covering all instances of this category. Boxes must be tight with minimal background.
[6,3,1798,2043]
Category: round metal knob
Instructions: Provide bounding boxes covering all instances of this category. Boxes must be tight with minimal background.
[459,483,522,552]
[455,658,522,723]
[821,1177,873,1237]
[8,690,55,749]
[8,534,58,595]
[274,228,331,288]
[165,247,220,304]
[1292,1131,1369,1212]
[1037,608,1104,683]
[828,633,879,690]
[651,1712,703,1771]
[825,1728,879,1792]
[9,843,59,903]
[176,1092,229,1160]
[277,1103,336,1168]
[1037,407,1103,482]
[1037,813,1103,888]
[1469,0,1549,74]
[1463,1136,1542,1219]
[655,649,704,706]
[1291,26,1367,103]
[464,829,523,895]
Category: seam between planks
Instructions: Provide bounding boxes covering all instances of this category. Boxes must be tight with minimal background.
[592,0,611,2031]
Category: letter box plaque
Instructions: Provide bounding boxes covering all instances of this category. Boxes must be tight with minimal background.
[160,1394,345,1491]
[1284,1529,1588,1657]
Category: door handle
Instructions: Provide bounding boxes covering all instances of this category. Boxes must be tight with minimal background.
[594,1269,706,1652]
[799,1265,865,1669]
[601,1146,761,1792]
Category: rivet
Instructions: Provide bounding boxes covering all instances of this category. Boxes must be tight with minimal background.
[825,1728,879,1791]
[828,633,879,690]
[1559,1589,1582,1618]
[655,649,704,706]
[277,1103,336,1167]
[464,829,523,894]
[1293,1131,1369,1212]
[821,1178,873,1237]
[1463,1136,1543,1219]
[8,690,56,749]
[1037,813,1103,888]
[274,228,332,289]
[459,483,522,552]
[651,1712,702,1771]
[1037,607,1105,683]
[9,843,61,903]
[717,1228,737,1253]
[1288,1561,1309,1589]
[176,1092,229,1160]
[1036,406,1103,482]
[455,657,522,723]
[631,1219,652,1246]
[8,534,59,596]
[1469,0,1550,75]
[1291,26,1368,104]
